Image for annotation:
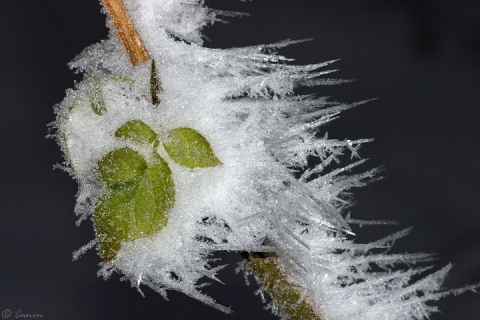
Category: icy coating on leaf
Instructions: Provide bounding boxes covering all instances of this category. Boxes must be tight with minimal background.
[95,147,174,261]
[164,127,222,168]
[52,0,476,319]
[115,119,159,146]
[98,147,148,186]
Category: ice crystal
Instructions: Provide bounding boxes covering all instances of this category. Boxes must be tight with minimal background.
[52,0,477,319]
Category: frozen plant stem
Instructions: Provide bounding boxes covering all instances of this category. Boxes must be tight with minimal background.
[100,1,322,319]
[101,0,149,66]
[243,253,322,320]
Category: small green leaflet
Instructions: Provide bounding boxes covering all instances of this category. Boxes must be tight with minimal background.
[115,120,159,147]
[97,148,148,187]
[88,82,107,115]
[163,127,222,169]
[111,75,135,84]
[94,120,221,261]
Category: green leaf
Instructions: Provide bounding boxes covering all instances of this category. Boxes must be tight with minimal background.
[115,120,159,147]
[95,185,136,261]
[97,147,148,187]
[111,75,135,84]
[95,151,175,261]
[130,154,174,237]
[88,82,107,115]
[163,127,222,169]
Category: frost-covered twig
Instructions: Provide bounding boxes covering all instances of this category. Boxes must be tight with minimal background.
[100,1,324,317]
[243,252,321,320]
[53,1,479,319]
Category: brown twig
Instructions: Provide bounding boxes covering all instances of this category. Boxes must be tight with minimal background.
[101,0,149,66]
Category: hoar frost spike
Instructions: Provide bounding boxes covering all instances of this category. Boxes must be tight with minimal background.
[53,1,479,319]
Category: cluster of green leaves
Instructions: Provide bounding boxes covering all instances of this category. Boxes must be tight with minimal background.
[82,62,221,261]
[94,118,221,261]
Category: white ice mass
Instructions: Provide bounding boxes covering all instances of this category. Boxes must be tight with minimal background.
[53,1,477,319]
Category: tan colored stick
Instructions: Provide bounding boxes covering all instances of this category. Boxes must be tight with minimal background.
[101,0,149,66]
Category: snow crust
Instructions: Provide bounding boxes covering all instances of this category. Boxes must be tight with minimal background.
[53,0,476,318]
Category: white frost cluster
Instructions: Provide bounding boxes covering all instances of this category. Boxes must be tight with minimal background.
[53,1,473,319]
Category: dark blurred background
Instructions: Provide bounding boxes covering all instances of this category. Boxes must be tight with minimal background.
[1,0,479,319]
